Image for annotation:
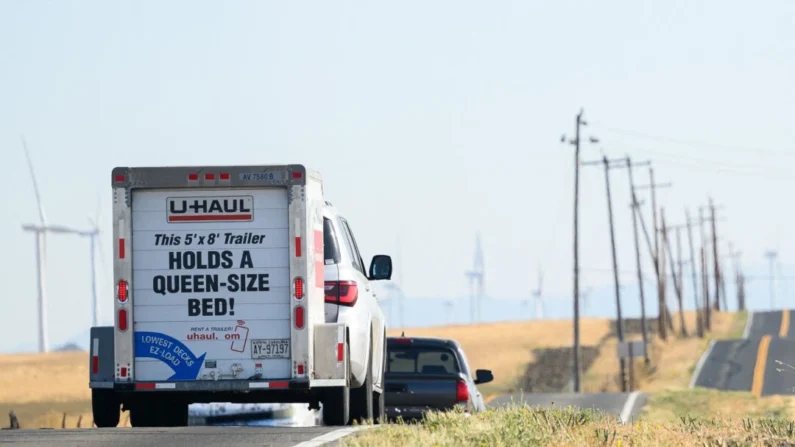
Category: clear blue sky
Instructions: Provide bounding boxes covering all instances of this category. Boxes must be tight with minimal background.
[2,0,794,352]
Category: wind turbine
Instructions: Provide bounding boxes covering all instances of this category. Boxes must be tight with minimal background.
[465,232,485,324]
[532,265,544,320]
[21,137,93,352]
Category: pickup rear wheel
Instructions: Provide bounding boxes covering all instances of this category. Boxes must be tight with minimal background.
[350,339,374,424]
[91,389,121,428]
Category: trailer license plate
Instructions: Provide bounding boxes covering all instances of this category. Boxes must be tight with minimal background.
[251,339,290,359]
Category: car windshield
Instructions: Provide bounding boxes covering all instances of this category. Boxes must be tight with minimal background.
[387,345,461,374]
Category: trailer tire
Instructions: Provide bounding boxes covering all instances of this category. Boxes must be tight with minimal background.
[91,389,121,428]
[350,338,374,424]
[321,344,351,426]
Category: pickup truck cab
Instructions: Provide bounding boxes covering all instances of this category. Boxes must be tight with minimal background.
[384,336,493,421]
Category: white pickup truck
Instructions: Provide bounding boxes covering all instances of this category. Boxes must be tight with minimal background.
[89,164,391,427]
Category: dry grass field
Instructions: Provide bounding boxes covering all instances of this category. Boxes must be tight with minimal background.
[0,351,100,428]
[0,310,786,430]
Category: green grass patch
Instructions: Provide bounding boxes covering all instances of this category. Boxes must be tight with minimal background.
[642,388,792,423]
[343,404,795,446]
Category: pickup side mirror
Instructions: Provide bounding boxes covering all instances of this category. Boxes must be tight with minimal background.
[368,255,393,281]
[474,369,493,385]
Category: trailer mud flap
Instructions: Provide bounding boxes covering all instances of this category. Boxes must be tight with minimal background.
[89,326,116,388]
[311,323,347,387]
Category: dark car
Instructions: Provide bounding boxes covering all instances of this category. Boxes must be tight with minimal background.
[384,335,493,422]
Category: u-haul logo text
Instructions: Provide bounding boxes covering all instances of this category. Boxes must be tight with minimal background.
[167,196,254,223]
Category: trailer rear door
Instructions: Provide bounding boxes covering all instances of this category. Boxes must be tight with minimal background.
[131,188,291,381]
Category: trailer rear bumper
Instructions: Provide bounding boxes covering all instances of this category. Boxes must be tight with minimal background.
[89,323,349,393]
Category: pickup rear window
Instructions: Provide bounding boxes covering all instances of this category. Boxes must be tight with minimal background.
[387,346,461,374]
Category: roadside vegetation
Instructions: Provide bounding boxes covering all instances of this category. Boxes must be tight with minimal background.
[0,310,782,429]
[0,351,109,428]
[344,404,795,446]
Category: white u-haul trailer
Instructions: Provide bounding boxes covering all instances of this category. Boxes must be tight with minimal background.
[89,164,364,427]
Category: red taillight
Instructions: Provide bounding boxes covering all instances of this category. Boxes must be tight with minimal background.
[297,363,305,375]
[456,380,469,402]
[119,367,128,378]
[294,306,305,329]
[324,281,359,306]
[392,338,413,344]
[292,171,303,179]
[294,277,304,299]
[205,173,215,180]
[220,173,230,180]
[92,356,99,374]
[118,309,128,331]
[117,280,128,303]
[188,173,199,181]
[114,174,126,182]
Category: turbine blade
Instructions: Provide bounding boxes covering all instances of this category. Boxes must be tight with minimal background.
[21,136,47,225]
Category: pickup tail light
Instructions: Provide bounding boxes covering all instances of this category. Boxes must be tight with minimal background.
[456,379,469,402]
[324,281,359,306]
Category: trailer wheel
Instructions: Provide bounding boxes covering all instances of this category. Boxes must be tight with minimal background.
[321,344,350,426]
[350,338,374,424]
[91,389,121,428]
[129,400,158,427]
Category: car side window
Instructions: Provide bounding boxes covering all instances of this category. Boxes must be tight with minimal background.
[323,217,341,265]
[338,217,367,275]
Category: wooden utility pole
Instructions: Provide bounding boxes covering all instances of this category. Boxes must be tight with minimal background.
[676,226,688,337]
[625,156,651,365]
[572,111,582,393]
[636,171,674,340]
[604,155,626,392]
[700,245,710,330]
[661,210,688,337]
[686,209,704,338]
[728,242,744,311]
[698,206,711,330]
[710,198,721,312]
[583,155,627,392]
[650,168,674,336]
[561,109,597,393]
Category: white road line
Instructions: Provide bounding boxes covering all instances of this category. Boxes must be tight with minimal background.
[619,391,641,424]
[743,311,755,339]
[689,339,716,389]
[292,426,374,447]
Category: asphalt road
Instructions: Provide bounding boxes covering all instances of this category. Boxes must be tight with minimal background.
[691,309,795,397]
[0,425,369,447]
[745,310,792,339]
[489,391,647,423]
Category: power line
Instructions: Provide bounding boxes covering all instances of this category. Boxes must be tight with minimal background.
[593,124,795,157]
